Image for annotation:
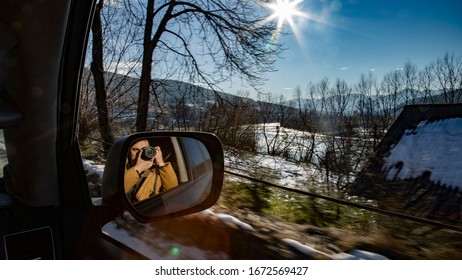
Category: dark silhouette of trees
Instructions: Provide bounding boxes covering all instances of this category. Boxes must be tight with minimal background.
[434,52,462,103]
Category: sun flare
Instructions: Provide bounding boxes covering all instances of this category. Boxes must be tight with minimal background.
[264,0,307,37]
[268,0,301,24]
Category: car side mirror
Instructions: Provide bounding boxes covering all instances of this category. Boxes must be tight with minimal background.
[101,132,224,223]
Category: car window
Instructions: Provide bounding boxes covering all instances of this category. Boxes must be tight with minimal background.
[181,137,211,179]
[79,0,462,260]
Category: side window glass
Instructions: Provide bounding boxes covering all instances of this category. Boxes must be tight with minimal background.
[182,138,209,178]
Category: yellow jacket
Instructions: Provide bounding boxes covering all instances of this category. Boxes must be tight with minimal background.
[124,162,179,202]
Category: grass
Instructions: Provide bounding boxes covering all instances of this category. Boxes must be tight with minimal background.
[218,175,462,259]
[220,176,379,234]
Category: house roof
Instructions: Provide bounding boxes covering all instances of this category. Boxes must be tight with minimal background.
[349,104,462,224]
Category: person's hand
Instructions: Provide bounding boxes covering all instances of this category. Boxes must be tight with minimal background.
[134,150,153,174]
[153,146,166,167]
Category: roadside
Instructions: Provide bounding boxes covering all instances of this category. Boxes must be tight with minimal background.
[84,150,462,260]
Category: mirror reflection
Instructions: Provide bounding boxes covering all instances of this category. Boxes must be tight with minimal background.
[124,136,212,205]
[125,138,179,203]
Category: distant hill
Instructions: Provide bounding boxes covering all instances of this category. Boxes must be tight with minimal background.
[282,89,445,115]
[82,68,256,106]
[82,68,457,126]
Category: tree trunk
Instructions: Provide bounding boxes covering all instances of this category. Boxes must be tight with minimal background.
[90,0,114,154]
[136,0,175,132]
[135,0,155,132]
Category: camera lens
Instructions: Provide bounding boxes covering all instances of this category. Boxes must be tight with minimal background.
[141,146,156,161]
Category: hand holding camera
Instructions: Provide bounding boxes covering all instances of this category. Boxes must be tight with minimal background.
[138,146,165,168]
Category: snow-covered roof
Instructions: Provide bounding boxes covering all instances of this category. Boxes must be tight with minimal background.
[349,104,462,224]
[382,117,462,189]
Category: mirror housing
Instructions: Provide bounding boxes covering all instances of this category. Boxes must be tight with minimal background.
[101,131,224,223]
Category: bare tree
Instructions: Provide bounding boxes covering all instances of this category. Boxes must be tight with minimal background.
[126,0,281,131]
[302,82,322,163]
[418,63,437,103]
[291,87,307,130]
[324,79,354,188]
[257,92,278,155]
[166,82,193,130]
[326,78,353,135]
[433,52,462,103]
[354,72,381,173]
[356,73,379,143]
[402,61,418,104]
[78,70,99,144]
[90,0,114,154]
[290,86,315,162]
[82,0,142,154]
[216,92,258,150]
[381,69,403,118]
[315,77,330,123]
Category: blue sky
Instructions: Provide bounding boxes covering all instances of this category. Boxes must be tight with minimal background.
[232,0,462,99]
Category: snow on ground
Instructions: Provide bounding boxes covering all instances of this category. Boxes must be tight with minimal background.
[282,238,332,259]
[382,118,462,189]
[215,213,255,232]
[253,123,328,164]
[331,249,390,260]
[224,148,324,191]
[283,238,389,260]
[82,159,105,178]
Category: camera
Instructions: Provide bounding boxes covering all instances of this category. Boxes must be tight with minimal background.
[140,146,156,161]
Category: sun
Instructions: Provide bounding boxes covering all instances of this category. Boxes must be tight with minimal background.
[267,0,302,25]
[264,0,307,37]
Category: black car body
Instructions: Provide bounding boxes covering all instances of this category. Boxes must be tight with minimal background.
[0,0,223,260]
